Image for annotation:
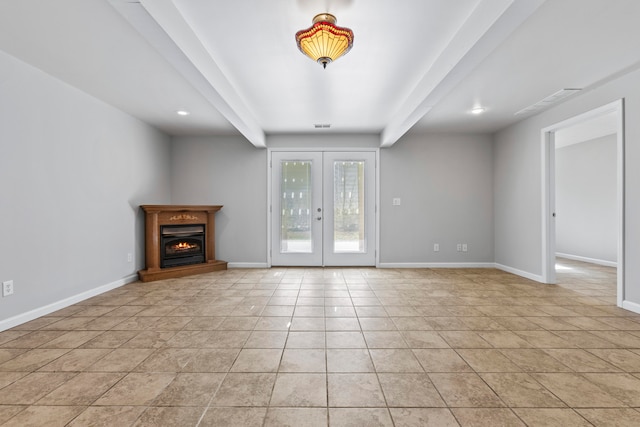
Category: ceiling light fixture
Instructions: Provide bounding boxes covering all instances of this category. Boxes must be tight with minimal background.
[176,110,190,116]
[471,107,485,115]
[295,13,354,69]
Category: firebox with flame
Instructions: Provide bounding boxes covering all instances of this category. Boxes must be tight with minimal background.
[172,242,198,252]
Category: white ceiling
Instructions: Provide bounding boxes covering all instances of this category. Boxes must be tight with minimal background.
[1,0,639,147]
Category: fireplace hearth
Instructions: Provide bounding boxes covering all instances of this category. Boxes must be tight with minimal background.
[138,205,227,282]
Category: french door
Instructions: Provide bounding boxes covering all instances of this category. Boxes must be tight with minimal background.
[271,151,376,266]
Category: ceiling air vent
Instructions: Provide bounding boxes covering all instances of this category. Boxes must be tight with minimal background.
[515,88,582,116]
[314,124,331,129]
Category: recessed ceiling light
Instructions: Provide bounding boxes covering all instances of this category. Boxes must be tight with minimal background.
[176,110,190,116]
[471,107,485,115]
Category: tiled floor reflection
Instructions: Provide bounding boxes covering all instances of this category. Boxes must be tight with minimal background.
[1,259,640,426]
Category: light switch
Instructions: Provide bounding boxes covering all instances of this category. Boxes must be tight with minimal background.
[392,198,401,206]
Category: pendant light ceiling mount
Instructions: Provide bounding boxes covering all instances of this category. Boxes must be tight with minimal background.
[295,13,354,69]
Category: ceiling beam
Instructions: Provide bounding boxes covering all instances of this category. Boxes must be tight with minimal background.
[381,0,546,147]
[109,0,265,147]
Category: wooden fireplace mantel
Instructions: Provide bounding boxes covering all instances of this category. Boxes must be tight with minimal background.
[138,205,227,282]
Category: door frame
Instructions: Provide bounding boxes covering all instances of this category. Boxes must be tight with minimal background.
[540,99,625,307]
[267,147,380,268]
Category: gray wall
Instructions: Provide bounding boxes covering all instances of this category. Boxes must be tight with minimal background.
[494,67,640,305]
[380,133,494,264]
[170,136,268,265]
[556,135,617,263]
[493,119,542,275]
[169,133,494,266]
[169,134,377,266]
[267,134,379,149]
[0,51,172,324]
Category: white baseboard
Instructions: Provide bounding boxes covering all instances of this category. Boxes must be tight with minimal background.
[378,262,496,269]
[556,253,617,268]
[228,262,270,269]
[622,300,640,315]
[495,263,544,283]
[0,274,139,332]
[380,262,547,284]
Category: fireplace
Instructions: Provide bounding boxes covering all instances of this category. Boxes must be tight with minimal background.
[161,224,205,268]
[138,205,227,282]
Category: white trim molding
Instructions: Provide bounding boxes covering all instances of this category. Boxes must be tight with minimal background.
[541,99,625,306]
[622,300,640,315]
[556,253,617,268]
[227,262,269,269]
[378,262,496,269]
[0,274,138,332]
[495,263,545,283]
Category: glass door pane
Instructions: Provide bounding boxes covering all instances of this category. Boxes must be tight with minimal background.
[280,161,312,253]
[271,152,323,266]
[333,161,366,253]
[323,151,376,266]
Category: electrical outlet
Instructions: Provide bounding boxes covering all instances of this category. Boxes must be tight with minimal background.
[433,243,440,252]
[392,198,401,206]
[2,280,14,297]
[457,244,462,252]
[462,243,468,252]
[127,253,133,263]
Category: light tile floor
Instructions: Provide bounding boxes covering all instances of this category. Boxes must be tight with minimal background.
[1,259,639,426]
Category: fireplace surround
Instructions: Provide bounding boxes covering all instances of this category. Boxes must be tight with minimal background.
[138,205,227,282]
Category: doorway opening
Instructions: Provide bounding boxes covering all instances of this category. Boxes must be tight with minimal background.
[541,99,624,307]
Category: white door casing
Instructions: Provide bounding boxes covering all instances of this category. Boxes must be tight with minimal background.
[270,151,376,267]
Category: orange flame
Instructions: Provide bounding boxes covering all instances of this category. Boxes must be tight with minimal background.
[172,242,198,251]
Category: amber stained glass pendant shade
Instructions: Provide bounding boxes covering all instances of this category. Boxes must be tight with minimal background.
[295,13,354,69]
